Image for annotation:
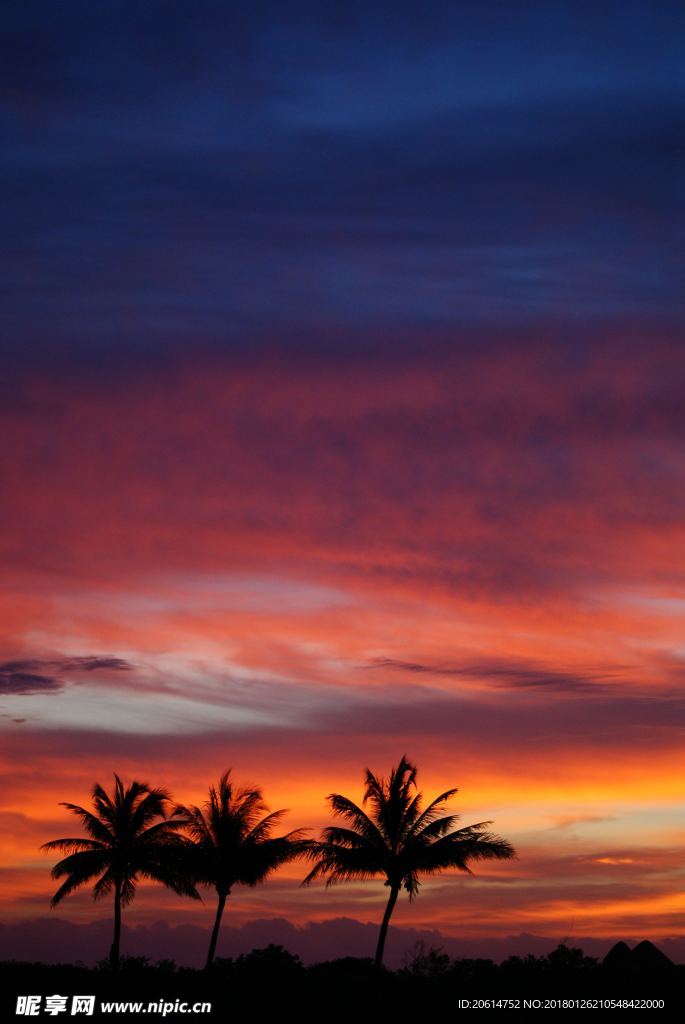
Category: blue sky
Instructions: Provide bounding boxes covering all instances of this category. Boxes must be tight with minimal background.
[3,1,684,366]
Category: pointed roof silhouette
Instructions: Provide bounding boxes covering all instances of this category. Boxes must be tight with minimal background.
[632,940,674,971]
[602,941,632,969]
[603,940,674,973]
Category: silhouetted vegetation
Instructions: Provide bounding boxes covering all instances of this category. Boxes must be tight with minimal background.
[34,766,677,1018]
[175,771,309,968]
[41,774,198,969]
[41,758,514,970]
[303,755,515,966]
[1,943,679,1021]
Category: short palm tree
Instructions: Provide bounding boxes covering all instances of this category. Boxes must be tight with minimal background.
[176,770,309,969]
[303,755,515,968]
[41,774,198,968]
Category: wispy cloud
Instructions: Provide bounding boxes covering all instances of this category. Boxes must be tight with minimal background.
[0,655,132,696]
[550,814,615,830]
[0,667,60,696]
[368,656,623,695]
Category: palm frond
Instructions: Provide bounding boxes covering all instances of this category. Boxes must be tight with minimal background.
[91,781,117,828]
[49,849,109,880]
[407,812,462,843]
[302,843,384,886]
[93,866,117,902]
[40,837,105,855]
[48,851,110,906]
[58,804,113,844]
[327,795,385,847]
[50,868,105,907]
[120,876,137,906]
[407,788,460,837]
[134,849,201,899]
[399,790,423,832]
[413,828,516,873]
[129,786,172,835]
[244,809,287,844]
[320,825,378,850]
[236,833,309,885]
[138,818,188,843]
[175,804,215,846]
[362,756,418,847]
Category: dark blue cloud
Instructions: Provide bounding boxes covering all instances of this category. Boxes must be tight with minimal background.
[1,2,683,368]
[0,655,132,695]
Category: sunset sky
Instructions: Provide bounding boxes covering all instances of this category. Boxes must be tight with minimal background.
[1,2,685,965]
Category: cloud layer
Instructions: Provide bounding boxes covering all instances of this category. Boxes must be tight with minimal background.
[1,2,684,959]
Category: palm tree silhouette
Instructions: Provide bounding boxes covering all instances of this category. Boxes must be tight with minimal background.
[41,774,198,968]
[176,770,308,969]
[303,755,515,968]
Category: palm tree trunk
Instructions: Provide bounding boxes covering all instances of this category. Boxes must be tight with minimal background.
[110,880,122,970]
[374,885,399,968]
[205,889,228,969]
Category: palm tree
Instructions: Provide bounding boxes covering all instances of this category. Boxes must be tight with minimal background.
[303,755,515,968]
[41,774,198,968]
[176,770,309,969]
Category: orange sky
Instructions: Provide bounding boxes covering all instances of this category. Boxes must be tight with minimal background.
[2,340,685,960]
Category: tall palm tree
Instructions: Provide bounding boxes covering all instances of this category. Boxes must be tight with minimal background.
[176,770,308,969]
[303,755,515,968]
[41,774,198,968]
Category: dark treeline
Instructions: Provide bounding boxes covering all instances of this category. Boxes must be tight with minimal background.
[1,942,679,1021]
